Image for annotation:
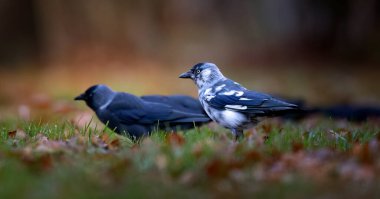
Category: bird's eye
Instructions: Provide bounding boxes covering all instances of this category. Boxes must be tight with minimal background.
[196,70,201,74]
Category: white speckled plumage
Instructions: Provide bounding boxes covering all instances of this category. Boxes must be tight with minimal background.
[180,62,298,140]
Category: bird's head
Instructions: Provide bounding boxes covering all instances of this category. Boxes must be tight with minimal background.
[179,62,225,89]
[75,84,115,110]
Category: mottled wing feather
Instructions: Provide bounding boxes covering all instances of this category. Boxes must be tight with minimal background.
[206,83,297,114]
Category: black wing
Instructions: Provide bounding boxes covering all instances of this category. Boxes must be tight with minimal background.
[141,95,204,114]
[108,93,210,125]
[206,86,297,116]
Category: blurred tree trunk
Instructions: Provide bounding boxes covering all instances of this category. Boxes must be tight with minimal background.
[0,0,39,66]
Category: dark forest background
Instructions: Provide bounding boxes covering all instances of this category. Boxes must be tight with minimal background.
[0,0,379,108]
[0,0,379,68]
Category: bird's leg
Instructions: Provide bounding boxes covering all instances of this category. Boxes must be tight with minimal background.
[232,129,244,141]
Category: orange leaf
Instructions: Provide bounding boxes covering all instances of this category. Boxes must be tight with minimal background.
[292,142,303,152]
[244,150,261,162]
[101,134,110,143]
[166,133,185,146]
[109,139,121,150]
[8,130,17,138]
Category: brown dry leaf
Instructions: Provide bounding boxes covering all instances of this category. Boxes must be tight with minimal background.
[109,139,121,150]
[281,152,301,168]
[91,135,108,149]
[226,159,244,170]
[35,144,54,153]
[292,142,303,152]
[244,150,261,163]
[353,143,373,165]
[15,130,27,140]
[22,153,54,172]
[16,129,28,140]
[166,133,185,146]
[66,136,86,151]
[37,134,49,144]
[101,134,110,143]
[261,123,272,134]
[191,143,203,159]
[269,148,283,162]
[206,158,226,178]
[76,134,87,145]
[206,158,245,179]
[39,154,54,171]
[35,139,67,153]
[7,130,17,138]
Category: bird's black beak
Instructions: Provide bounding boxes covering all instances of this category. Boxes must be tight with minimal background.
[179,70,193,79]
[74,93,86,101]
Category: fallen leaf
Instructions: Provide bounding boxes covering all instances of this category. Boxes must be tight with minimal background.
[191,143,203,159]
[91,135,108,149]
[244,150,261,163]
[353,143,373,165]
[15,130,27,140]
[109,139,121,150]
[101,134,110,143]
[206,159,226,178]
[292,142,303,152]
[7,130,17,138]
[166,133,185,146]
[261,123,272,134]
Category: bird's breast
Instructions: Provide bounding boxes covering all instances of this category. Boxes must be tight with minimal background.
[199,99,248,129]
[219,110,247,128]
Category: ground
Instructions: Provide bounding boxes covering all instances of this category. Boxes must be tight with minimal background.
[0,65,379,198]
[0,116,380,198]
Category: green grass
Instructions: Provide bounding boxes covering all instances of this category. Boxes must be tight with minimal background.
[0,118,380,198]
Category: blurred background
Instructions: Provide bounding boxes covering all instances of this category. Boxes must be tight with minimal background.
[0,0,379,119]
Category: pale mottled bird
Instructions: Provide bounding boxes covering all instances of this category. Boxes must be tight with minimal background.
[179,63,298,140]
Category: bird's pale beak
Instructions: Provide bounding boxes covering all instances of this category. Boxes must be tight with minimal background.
[74,93,85,101]
[179,70,193,79]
